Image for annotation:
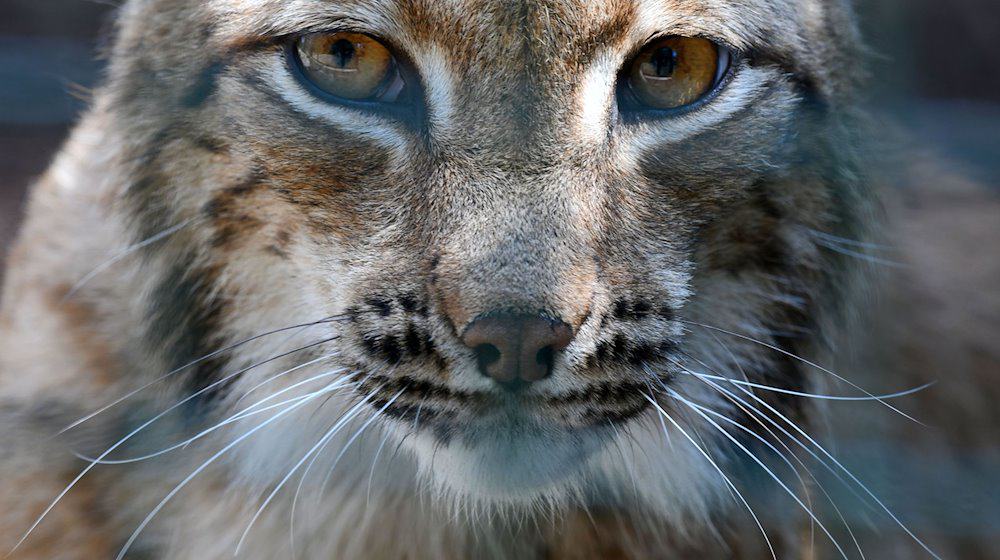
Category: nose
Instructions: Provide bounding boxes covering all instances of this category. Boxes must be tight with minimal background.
[461,313,574,390]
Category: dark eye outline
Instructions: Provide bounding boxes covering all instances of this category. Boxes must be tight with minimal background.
[284,32,424,123]
[616,37,739,121]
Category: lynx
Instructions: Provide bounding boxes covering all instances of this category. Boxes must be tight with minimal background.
[2,0,995,558]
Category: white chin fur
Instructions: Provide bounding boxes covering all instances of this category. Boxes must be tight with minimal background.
[407,415,606,504]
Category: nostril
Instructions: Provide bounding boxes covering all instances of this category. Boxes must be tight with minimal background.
[535,345,555,369]
[474,343,501,377]
[461,312,575,386]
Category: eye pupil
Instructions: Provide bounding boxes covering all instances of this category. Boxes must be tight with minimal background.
[330,39,356,68]
[651,47,677,77]
[625,37,724,111]
[295,32,403,102]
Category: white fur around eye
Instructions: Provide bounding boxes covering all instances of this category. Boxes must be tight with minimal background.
[621,65,778,160]
[261,53,409,151]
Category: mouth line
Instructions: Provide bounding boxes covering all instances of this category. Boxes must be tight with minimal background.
[358,375,655,429]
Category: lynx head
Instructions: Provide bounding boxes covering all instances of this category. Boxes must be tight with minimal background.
[96,0,868,521]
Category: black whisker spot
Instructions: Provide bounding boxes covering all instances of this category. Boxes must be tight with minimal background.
[611,333,629,358]
[399,294,419,313]
[629,344,656,365]
[404,324,423,356]
[595,341,610,363]
[613,300,631,320]
[361,335,382,356]
[381,336,402,364]
[659,304,675,321]
[658,339,678,353]
[366,297,393,317]
[633,301,652,319]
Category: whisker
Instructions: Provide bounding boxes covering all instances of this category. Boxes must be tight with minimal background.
[113,383,341,560]
[317,390,404,499]
[665,389,851,560]
[291,390,403,556]
[74,373,358,465]
[674,357,939,559]
[13,336,339,555]
[680,320,928,424]
[670,359,867,560]
[813,238,905,268]
[366,427,394,509]
[63,217,199,301]
[677,370,934,402]
[668,381,865,558]
[806,229,894,251]
[57,318,347,436]
[641,393,778,560]
[673,354,879,511]
[233,358,347,408]
[240,388,399,556]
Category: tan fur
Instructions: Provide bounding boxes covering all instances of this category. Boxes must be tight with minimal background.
[1,0,996,558]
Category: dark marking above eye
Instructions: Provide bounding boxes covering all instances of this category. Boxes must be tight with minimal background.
[202,199,223,218]
[225,182,256,197]
[194,136,228,155]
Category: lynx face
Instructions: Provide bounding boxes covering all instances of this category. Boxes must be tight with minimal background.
[104,0,861,513]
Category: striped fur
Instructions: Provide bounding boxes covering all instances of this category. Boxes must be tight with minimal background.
[2,1,986,558]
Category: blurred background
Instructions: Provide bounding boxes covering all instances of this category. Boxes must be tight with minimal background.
[0,0,997,556]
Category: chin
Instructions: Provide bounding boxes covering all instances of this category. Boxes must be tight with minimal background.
[406,411,610,506]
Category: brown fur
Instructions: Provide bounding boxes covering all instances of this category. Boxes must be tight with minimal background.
[1,0,995,558]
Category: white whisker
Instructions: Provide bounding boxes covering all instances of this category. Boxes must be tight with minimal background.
[681,320,928,424]
[64,218,199,301]
[366,427,393,509]
[57,319,343,436]
[13,336,339,555]
[665,389,851,560]
[114,384,340,560]
[74,373,358,465]
[244,388,400,557]
[671,358,867,560]
[642,393,778,560]
[678,370,934,401]
[674,356,938,559]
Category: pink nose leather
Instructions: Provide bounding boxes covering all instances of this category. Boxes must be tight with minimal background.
[462,313,574,390]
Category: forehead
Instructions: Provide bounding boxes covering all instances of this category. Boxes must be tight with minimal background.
[208,0,807,56]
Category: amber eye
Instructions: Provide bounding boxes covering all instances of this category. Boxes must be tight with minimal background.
[624,37,728,111]
[294,32,404,102]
